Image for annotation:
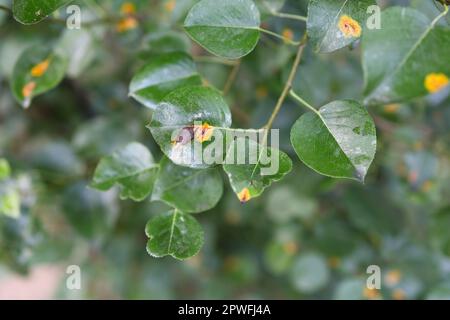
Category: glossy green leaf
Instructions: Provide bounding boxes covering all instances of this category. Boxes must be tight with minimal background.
[129,52,202,110]
[0,158,11,181]
[91,142,159,202]
[363,7,450,105]
[145,210,204,260]
[11,45,68,108]
[223,138,292,202]
[291,100,376,182]
[148,85,232,169]
[307,0,375,53]
[152,157,223,213]
[184,0,261,59]
[13,0,73,24]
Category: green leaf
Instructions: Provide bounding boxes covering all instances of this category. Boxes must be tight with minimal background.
[290,99,376,182]
[307,0,375,53]
[11,45,68,108]
[223,138,292,202]
[13,0,73,24]
[290,252,330,294]
[363,7,450,105]
[145,210,204,260]
[91,142,159,202]
[0,158,11,181]
[152,157,223,213]
[0,189,20,219]
[142,31,191,55]
[129,52,202,110]
[148,85,232,169]
[184,0,261,59]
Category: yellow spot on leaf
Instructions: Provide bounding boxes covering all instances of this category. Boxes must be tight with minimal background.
[283,241,298,255]
[383,104,400,114]
[385,269,401,286]
[194,123,214,143]
[282,28,294,43]
[116,17,138,32]
[425,73,449,94]
[237,188,251,203]
[392,289,406,300]
[22,81,36,98]
[363,287,381,300]
[30,58,50,77]
[338,15,362,38]
[165,0,176,12]
[120,2,136,15]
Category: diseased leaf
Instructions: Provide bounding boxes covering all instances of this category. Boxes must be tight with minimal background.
[145,210,204,260]
[129,52,202,110]
[148,85,232,169]
[152,157,223,213]
[363,7,450,105]
[223,138,292,202]
[13,0,73,24]
[11,45,68,108]
[184,0,261,59]
[91,142,159,202]
[307,0,375,53]
[290,99,376,182]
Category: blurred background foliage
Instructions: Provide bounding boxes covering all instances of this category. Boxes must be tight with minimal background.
[1,0,450,299]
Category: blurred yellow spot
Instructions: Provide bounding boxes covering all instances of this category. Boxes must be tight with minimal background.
[283,241,298,255]
[256,86,268,100]
[421,180,433,193]
[328,256,341,268]
[425,73,449,94]
[338,15,361,38]
[363,287,381,300]
[165,0,176,12]
[237,188,251,203]
[31,58,50,77]
[413,141,423,151]
[385,269,401,286]
[383,104,400,114]
[120,2,136,15]
[194,123,214,143]
[282,28,294,43]
[116,17,138,32]
[22,81,36,98]
[225,210,241,225]
[392,289,406,300]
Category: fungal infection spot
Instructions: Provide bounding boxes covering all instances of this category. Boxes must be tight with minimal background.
[30,58,50,77]
[116,17,138,32]
[165,0,176,13]
[338,15,362,38]
[171,126,194,146]
[282,28,294,43]
[22,81,36,99]
[425,73,449,94]
[383,104,400,114]
[237,188,251,203]
[194,123,214,143]
[120,2,136,15]
[385,269,401,286]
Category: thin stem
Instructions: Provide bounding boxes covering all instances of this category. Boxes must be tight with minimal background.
[193,55,238,66]
[432,3,449,26]
[223,60,241,95]
[0,4,11,13]
[289,90,320,116]
[264,34,308,132]
[270,11,307,22]
[258,27,301,46]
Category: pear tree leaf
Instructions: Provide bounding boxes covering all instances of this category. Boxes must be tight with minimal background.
[0,188,20,219]
[0,158,11,181]
[290,99,376,182]
[13,0,73,24]
[129,52,202,110]
[152,157,223,213]
[223,138,292,203]
[145,210,204,260]
[307,0,375,53]
[11,45,68,108]
[184,0,261,59]
[91,142,159,202]
[363,7,450,105]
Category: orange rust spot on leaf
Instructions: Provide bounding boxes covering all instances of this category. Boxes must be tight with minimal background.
[392,289,406,300]
[237,188,251,203]
[383,104,400,114]
[425,73,449,94]
[194,123,214,143]
[31,59,50,77]
[22,82,36,98]
[282,28,294,43]
[120,2,136,15]
[116,17,138,32]
[385,269,401,286]
[363,287,381,300]
[165,0,176,12]
[338,15,362,38]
